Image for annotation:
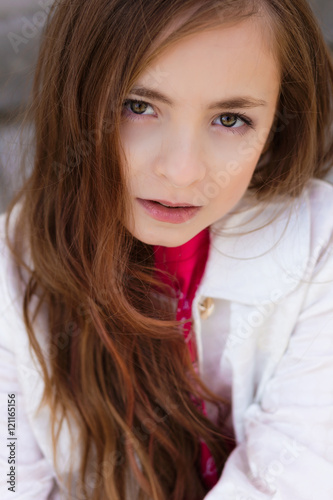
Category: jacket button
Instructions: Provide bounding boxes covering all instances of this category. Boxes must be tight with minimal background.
[198,297,215,319]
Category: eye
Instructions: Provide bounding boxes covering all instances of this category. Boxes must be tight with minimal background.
[122,98,254,135]
[122,99,155,120]
[220,114,241,127]
[213,113,253,132]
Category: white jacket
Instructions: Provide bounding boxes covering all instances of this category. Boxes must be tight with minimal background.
[1,178,333,499]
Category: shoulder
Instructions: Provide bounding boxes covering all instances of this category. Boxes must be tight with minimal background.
[211,177,333,256]
[303,178,333,241]
[214,177,333,235]
[295,179,333,274]
[204,179,333,304]
[304,177,333,205]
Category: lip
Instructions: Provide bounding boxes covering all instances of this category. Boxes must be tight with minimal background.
[149,199,199,207]
[137,198,202,224]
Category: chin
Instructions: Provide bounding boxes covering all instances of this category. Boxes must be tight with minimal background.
[135,229,195,248]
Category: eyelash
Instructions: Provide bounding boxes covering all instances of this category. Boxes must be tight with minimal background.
[122,98,254,135]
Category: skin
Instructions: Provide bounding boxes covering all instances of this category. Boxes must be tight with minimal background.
[120,16,281,247]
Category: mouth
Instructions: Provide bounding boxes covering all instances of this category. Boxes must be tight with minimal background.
[137,198,202,223]
[147,199,199,208]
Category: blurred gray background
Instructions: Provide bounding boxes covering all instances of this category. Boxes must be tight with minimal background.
[1,0,333,214]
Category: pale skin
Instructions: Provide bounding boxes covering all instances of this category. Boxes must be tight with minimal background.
[120,16,281,247]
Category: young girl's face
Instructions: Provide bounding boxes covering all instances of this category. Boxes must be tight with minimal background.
[120,16,280,247]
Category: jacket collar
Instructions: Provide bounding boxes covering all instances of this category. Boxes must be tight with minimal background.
[200,190,310,305]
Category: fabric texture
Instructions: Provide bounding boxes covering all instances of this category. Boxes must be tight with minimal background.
[153,226,219,490]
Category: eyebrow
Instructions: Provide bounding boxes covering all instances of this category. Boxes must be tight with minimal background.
[129,85,267,109]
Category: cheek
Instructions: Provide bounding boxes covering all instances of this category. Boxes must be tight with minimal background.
[234,129,267,165]
[220,163,255,204]
[207,140,262,208]
[198,160,253,213]
[121,130,161,170]
[211,137,261,187]
[120,129,156,175]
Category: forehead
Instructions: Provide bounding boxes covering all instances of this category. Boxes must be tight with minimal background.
[145,4,278,63]
[137,17,280,108]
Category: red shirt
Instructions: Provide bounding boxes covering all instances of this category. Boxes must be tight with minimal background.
[153,228,218,491]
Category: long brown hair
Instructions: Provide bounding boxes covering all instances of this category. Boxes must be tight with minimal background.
[4,0,333,499]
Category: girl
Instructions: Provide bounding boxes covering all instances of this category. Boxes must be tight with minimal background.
[1,0,333,498]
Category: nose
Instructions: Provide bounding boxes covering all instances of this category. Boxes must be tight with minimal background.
[155,131,207,188]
